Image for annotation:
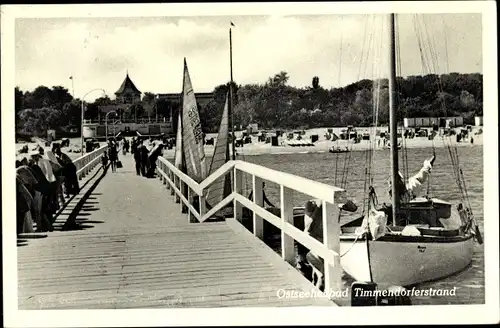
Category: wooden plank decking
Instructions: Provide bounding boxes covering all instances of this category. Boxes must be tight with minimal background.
[18,155,336,309]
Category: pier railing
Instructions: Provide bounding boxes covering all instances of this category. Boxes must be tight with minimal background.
[156,156,345,294]
[83,118,172,125]
[74,145,108,180]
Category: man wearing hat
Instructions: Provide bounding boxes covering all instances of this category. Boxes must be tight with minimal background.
[44,149,65,210]
[54,146,79,196]
[27,150,54,231]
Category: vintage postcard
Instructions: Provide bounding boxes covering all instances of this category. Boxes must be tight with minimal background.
[2,1,498,326]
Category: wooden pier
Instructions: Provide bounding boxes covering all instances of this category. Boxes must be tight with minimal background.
[18,147,345,309]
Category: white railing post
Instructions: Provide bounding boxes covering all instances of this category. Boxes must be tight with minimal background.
[280,185,294,264]
[80,159,85,178]
[77,162,83,180]
[233,167,243,221]
[169,169,174,193]
[187,187,192,223]
[83,157,88,176]
[253,175,264,239]
[165,166,170,189]
[322,194,342,295]
[199,193,206,218]
[162,164,167,185]
[175,176,180,202]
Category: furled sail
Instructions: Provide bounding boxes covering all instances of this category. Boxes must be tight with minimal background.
[405,156,434,198]
[389,155,435,200]
[205,93,231,206]
[174,111,183,170]
[181,58,207,183]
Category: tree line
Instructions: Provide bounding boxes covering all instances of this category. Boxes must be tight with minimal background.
[15,71,482,136]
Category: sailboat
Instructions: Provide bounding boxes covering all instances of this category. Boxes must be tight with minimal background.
[173,27,305,231]
[174,58,272,222]
[336,14,482,288]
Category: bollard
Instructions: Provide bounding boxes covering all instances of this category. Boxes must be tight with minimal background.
[351,281,378,306]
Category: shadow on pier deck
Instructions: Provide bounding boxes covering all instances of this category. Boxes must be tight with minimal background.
[17,155,337,309]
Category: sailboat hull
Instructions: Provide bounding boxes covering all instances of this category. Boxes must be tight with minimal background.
[340,233,475,287]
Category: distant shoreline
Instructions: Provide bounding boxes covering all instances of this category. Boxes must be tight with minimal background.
[162,133,483,159]
[15,126,483,161]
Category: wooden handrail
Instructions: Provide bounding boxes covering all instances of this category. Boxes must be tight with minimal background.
[157,157,201,194]
[155,154,344,294]
[233,193,339,264]
[234,160,344,203]
[74,145,108,178]
[198,161,236,191]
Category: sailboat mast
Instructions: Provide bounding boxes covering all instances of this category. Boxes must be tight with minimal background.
[388,13,400,225]
[229,27,236,161]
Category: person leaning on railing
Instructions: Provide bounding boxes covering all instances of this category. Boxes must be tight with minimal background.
[16,161,35,234]
[44,149,64,213]
[16,159,43,233]
[26,151,54,232]
[302,198,357,288]
[54,145,80,196]
[32,149,59,225]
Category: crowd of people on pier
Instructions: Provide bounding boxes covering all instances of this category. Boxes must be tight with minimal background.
[16,136,166,235]
[102,136,165,178]
[16,143,80,234]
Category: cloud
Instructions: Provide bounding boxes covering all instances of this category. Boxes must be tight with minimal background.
[15,14,482,101]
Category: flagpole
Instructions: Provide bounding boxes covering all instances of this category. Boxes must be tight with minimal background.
[180,58,188,213]
[70,76,75,99]
[229,25,236,161]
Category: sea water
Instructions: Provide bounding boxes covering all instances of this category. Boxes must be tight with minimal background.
[240,146,484,305]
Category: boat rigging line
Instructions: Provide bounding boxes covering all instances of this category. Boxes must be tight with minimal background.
[361,15,383,215]
[340,14,374,191]
[413,14,475,218]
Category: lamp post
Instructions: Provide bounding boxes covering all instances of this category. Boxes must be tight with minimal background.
[105,110,117,140]
[81,88,107,154]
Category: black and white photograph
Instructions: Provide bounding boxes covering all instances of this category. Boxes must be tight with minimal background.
[2,2,498,326]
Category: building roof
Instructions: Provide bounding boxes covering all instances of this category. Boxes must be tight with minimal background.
[157,92,213,99]
[115,73,141,95]
[157,92,213,107]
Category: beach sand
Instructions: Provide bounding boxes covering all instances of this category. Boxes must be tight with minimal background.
[15,138,106,161]
[15,126,483,161]
[163,126,484,158]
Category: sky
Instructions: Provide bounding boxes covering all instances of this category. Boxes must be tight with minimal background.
[15,12,482,101]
